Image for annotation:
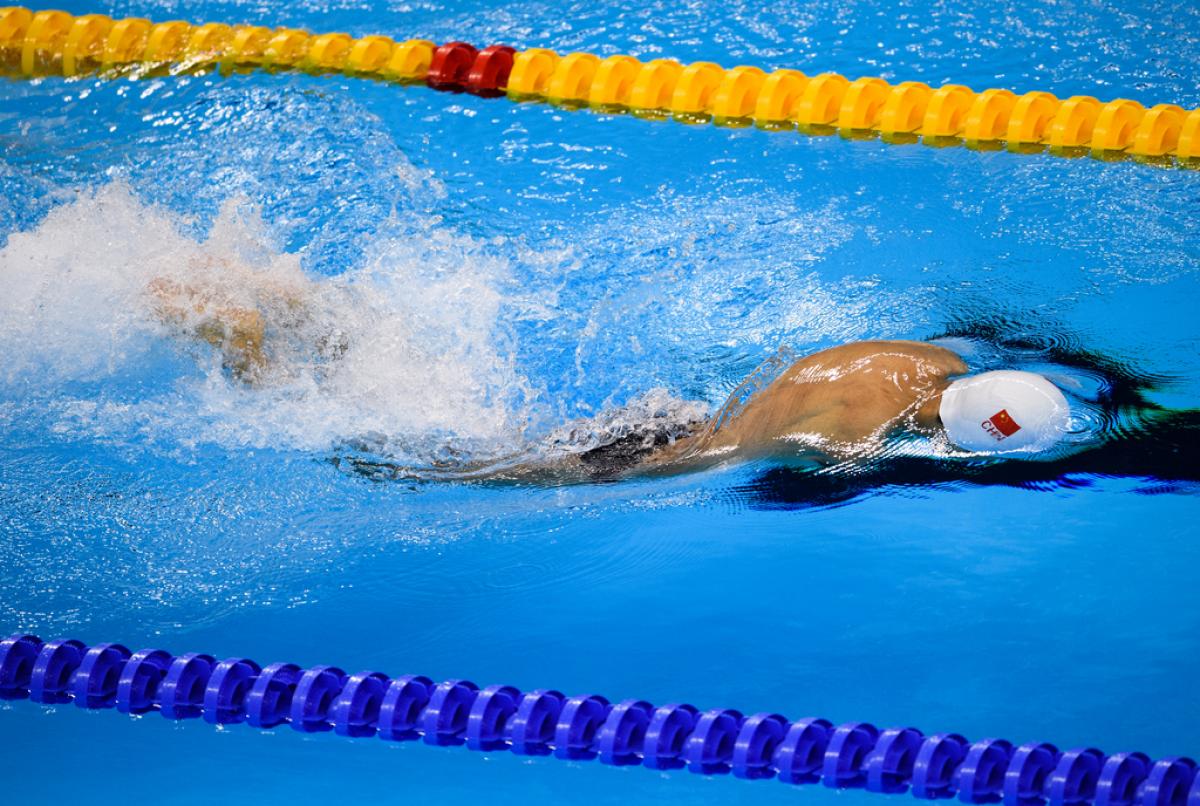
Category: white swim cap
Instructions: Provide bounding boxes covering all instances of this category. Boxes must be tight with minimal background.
[938,370,1070,454]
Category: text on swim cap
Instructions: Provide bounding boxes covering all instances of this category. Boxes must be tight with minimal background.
[981,409,1021,441]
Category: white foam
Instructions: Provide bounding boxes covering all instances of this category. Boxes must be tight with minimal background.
[0,183,532,464]
[542,386,709,457]
[0,183,181,384]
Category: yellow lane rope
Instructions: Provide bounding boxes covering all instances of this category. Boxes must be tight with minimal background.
[2,7,1198,166]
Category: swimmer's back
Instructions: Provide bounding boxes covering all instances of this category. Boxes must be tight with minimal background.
[669,340,968,461]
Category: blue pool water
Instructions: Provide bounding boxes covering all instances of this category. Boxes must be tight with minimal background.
[2,0,1199,801]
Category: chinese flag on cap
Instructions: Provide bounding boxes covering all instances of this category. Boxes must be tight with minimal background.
[988,409,1021,438]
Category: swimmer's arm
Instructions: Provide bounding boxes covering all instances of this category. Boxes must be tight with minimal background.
[147,277,267,380]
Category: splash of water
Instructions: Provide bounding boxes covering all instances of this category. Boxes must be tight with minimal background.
[0,182,535,464]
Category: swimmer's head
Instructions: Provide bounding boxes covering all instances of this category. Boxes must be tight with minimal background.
[938,370,1070,454]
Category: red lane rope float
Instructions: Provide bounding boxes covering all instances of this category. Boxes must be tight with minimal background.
[2,7,1200,168]
[426,41,476,89]
[466,44,515,96]
[2,634,1198,803]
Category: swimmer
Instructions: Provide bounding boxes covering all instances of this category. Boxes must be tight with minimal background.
[147,273,1070,475]
[574,341,1071,477]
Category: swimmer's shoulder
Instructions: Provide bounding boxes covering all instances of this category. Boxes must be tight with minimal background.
[888,339,968,373]
[798,339,967,376]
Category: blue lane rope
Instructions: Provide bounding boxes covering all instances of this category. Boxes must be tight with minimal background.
[2,634,1197,804]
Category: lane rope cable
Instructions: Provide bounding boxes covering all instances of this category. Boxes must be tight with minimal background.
[2,7,1199,169]
[2,634,1197,803]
